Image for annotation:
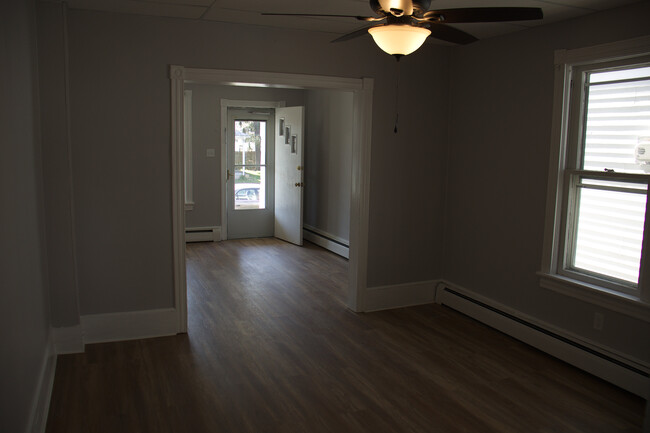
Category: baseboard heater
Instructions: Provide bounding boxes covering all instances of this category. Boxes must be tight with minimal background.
[303,225,349,259]
[185,226,220,243]
[437,285,649,398]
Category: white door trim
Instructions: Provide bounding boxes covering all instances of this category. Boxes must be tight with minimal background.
[170,66,187,332]
[220,99,285,241]
[170,66,373,332]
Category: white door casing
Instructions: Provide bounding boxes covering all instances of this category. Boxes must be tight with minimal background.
[274,106,305,246]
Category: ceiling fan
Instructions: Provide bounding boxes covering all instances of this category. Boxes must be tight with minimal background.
[263,0,543,58]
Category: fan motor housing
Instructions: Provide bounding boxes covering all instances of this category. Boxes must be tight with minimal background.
[370,0,432,17]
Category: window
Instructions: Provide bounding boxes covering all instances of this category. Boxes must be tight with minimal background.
[541,37,650,316]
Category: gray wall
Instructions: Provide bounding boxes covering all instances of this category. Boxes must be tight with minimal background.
[185,84,306,229]
[57,7,449,315]
[37,1,80,328]
[304,89,353,242]
[443,1,650,362]
[0,1,52,431]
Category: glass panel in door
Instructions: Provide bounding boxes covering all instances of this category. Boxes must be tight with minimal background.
[234,120,267,210]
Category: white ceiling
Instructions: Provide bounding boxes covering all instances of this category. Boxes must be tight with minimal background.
[65,0,643,43]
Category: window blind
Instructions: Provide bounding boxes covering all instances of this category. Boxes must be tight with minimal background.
[583,68,650,174]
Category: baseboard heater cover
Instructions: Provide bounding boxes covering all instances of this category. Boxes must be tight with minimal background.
[437,285,649,398]
[303,225,349,259]
[185,226,220,243]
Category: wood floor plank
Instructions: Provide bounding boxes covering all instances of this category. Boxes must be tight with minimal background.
[45,238,645,432]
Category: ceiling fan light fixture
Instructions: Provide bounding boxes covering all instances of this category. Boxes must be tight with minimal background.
[368,25,431,56]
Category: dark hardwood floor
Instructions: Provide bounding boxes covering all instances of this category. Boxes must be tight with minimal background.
[46,238,645,432]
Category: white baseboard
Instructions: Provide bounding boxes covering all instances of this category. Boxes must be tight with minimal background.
[81,308,179,344]
[364,279,438,312]
[28,330,57,433]
[52,325,84,354]
[303,225,349,258]
[185,226,221,243]
[435,281,650,399]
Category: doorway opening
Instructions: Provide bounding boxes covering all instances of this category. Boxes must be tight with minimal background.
[170,66,374,331]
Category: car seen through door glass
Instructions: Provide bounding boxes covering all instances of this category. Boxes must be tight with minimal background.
[234,183,261,210]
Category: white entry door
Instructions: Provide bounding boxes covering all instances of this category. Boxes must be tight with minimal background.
[274,106,305,245]
[226,108,275,239]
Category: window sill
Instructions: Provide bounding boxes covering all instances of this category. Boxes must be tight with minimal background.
[184,202,194,211]
[538,272,649,322]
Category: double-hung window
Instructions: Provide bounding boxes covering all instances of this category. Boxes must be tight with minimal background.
[541,37,650,316]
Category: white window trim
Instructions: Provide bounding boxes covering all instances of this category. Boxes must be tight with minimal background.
[540,35,650,321]
[184,89,194,210]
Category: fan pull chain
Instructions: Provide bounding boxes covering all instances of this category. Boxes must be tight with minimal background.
[394,55,400,134]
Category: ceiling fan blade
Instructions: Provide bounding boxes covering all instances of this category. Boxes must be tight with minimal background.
[428,23,478,45]
[331,26,374,43]
[261,13,382,22]
[424,7,543,23]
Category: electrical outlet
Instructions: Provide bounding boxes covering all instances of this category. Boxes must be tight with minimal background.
[206,148,216,157]
[593,312,604,331]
